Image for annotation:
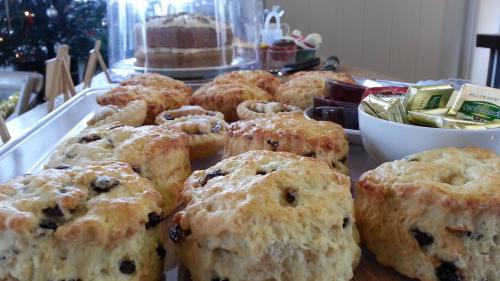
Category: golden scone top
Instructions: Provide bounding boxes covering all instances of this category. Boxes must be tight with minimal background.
[0,162,163,246]
[175,150,352,242]
[214,69,281,95]
[119,73,192,95]
[47,122,188,168]
[227,114,347,151]
[359,147,500,209]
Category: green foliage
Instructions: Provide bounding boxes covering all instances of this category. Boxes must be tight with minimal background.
[0,0,107,66]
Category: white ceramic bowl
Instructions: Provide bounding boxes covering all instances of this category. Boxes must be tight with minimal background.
[358,105,500,163]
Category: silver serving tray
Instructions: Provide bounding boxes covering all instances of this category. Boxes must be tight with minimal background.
[0,86,388,280]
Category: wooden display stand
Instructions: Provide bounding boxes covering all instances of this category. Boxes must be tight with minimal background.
[45,45,76,112]
[0,115,10,143]
[83,40,111,89]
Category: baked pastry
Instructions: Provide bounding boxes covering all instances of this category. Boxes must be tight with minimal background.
[0,162,166,281]
[135,12,233,68]
[214,70,281,96]
[158,115,227,159]
[236,100,301,120]
[155,105,224,123]
[87,100,147,127]
[171,150,361,281]
[356,147,500,281]
[119,73,192,96]
[276,71,356,109]
[224,114,349,174]
[46,122,191,213]
[190,80,273,122]
[96,85,190,124]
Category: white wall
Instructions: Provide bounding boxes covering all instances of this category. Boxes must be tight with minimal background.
[266,0,468,82]
[469,0,500,85]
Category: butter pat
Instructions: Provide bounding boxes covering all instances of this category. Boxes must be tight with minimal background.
[447,83,500,121]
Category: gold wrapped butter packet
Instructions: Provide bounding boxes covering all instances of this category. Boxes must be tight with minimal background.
[458,120,500,130]
[403,84,454,111]
[362,95,408,123]
[408,109,487,129]
[447,83,500,121]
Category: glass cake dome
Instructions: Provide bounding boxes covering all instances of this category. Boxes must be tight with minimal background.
[107,0,263,79]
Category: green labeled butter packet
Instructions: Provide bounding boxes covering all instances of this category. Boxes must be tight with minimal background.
[447,83,500,122]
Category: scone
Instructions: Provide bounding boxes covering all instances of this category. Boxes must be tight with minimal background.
[87,100,147,127]
[46,122,191,212]
[236,100,301,120]
[190,80,273,122]
[96,85,190,124]
[171,150,361,281]
[276,71,356,109]
[214,70,281,96]
[119,73,192,96]
[0,162,166,281]
[158,115,227,159]
[155,105,224,123]
[224,114,349,174]
[356,147,500,281]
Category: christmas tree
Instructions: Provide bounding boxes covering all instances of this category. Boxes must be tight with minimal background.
[0,0,107,68]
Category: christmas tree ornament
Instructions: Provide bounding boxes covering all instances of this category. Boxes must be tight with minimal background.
[46,5,58,18]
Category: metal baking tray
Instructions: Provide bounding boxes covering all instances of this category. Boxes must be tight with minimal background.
[0,87,410,281]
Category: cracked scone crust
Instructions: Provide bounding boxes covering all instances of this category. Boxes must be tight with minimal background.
[214,70,281,96]
[96,85,190,124]
[46,123,191,212]
[159,115,227,159]
[236,100,301,120]
[224,114,349,174]
[171,150,361,281]
[276,71,356,109]
[155,105,224,124]
[119,73,192,96]
[355,147,500,281]
[190,80,273,122]
[0,162,167,281]
[87,100,147,127]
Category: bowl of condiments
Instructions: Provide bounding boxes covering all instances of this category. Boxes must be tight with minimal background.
[359,83,500,163]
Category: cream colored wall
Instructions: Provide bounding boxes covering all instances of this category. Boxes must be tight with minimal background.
[266,0,468,82]
[469,0,500,85]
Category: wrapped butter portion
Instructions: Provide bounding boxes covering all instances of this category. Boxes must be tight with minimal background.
[403,84,454,111]
[361,95,408,123]
[447,83,500,121]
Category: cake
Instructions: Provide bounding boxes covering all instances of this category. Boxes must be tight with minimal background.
[356,147,500,281]
[171,150,361,281]
[46,122,191,213]
[223,114,349,174]
[135,12,234,68]
[0,162,166,281]
[190,80,273,122]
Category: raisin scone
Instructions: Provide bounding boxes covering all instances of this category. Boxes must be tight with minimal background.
[158,115,227,159]
[356,147,500,281]
[224,114,349,174]
[214,70,281,96]
[276,71,356,109]
[87,100,147,127]
[236,100,301,120]
[190,80,273,122]
[155,105,224,124]
[0,162,167,281]
[96,85,190,124]
[46,122,191,212]
[119,73,192,96]
[170,150,361,281]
